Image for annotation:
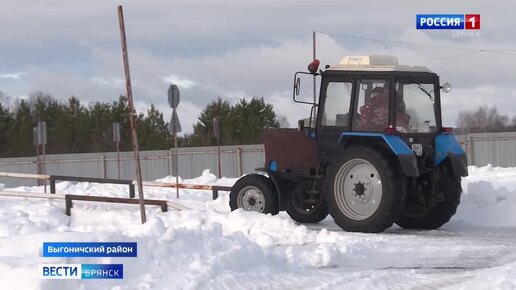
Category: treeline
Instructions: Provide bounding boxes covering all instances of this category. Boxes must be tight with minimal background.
[0,93,170,157]
[0,93,279,158]
[456,105,516,134]
[184,97,279,147]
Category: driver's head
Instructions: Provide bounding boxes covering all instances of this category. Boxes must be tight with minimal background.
[371,87,385,98]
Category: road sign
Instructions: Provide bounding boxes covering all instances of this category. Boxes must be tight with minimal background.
[168,84,180,109]
[169,110,181,133]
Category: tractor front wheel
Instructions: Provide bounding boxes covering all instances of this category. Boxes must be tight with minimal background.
[229,174,279,215]
[325,146,404,233]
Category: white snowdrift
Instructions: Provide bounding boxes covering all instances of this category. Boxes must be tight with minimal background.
[453,165,516,227]
[0,166,514,289]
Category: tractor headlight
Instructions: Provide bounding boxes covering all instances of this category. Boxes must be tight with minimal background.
[441,82,452,93]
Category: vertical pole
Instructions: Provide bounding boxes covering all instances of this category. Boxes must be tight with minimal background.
[466,134,473,166]
[118,5,146,223]
[101,155,106,179]
[50,177,56,194]
[169,148,173,176]
[236,147,243,176]
[116,141,121,179]
[213,116,222,178]
[217,138,221,178]
[174,132,179,199]
[312,31,317,105]
[36,144,41,187]
[42,143,47,193]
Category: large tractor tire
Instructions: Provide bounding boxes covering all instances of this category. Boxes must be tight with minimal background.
[396,169,462,229]
[285,189,329,223]
[325,146,404,233]
[229,174,279,215]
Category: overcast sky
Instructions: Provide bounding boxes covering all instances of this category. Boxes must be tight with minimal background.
[0,0,515,134]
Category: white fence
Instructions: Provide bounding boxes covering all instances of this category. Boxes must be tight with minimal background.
[1,131,515,188]
[0,144,264,188]
[455,132,516,168]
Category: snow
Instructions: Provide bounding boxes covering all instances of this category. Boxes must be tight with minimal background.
[0,166,515,289]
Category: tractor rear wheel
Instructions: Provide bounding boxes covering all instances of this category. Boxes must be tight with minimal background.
[396,170,461,229]
[285,189,329,223]
[325,146,404,233]
[229,174,279,215]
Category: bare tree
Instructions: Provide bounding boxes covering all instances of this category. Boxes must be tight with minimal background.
[456,105,509,133]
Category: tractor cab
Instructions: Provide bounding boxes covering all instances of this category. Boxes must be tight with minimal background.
[296,55,451,165]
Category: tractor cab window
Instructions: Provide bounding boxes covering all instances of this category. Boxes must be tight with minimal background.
[396,82,437,133]
[352,79,389,132]
[321,81,353,127]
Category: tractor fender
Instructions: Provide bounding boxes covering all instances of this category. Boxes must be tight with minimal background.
[435,134,468,177]
[338,132,420,177]
[253,168,283,207]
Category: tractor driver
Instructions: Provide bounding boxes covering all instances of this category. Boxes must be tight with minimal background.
[359,87,411,132]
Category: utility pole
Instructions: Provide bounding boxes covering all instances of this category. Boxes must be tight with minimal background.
[118,5,146,223]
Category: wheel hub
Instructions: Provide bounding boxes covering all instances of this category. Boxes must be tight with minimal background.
[354,182,365,196]
[237,186,266,212]
[351,176,374,204]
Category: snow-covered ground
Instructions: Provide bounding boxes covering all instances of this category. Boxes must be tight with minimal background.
[1,165,516,290]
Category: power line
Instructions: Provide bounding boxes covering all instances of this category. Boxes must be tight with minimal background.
[405,51,483,61]
[317,31,516,54]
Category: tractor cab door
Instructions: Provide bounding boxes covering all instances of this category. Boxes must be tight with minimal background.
[350,78,392,132]
[317,77,355,163]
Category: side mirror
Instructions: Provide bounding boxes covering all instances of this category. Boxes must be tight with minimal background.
[292,71,318,105]
[295,77,300,96]
[441,82,452,93]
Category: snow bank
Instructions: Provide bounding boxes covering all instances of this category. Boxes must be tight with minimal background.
[0,165,516,289]
[452,165,516,227]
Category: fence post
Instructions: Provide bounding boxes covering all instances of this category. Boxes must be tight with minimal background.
[50,176,56,194]
[236,147,243,177]
[100,155,107,179]
[467,134,474,166]
[129,184,135,198]
[169,148,173,176]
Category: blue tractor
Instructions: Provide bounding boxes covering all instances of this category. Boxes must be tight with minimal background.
[229,55,468,233]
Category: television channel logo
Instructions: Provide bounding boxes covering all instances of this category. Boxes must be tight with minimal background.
[39,264,81,279]
[416,14,480,30]
[39,264,123,279]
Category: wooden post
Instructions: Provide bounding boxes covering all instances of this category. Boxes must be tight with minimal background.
[50,176,56,194]
[118,5,146,223]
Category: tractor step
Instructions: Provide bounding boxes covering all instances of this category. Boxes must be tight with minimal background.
[298,174,324,179]
[305,190,320,195]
